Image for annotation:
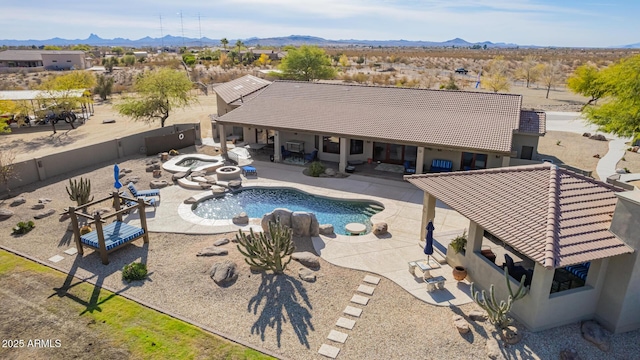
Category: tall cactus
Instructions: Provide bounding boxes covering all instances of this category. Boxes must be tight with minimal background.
[65,177,94,206]
[236,220,295,274]
[470,267,528,329]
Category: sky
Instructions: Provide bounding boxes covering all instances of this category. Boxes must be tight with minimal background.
[2,0,639,47]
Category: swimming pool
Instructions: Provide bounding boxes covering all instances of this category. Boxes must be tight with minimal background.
[192,188,383,235]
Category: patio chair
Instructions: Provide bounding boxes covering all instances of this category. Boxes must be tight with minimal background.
[304,150,318,163]
[127,182,160,199]
[429,159,453,173]
[280,145,292,159]
[403,160,416,175]
[241,165,257,177]
[503,254,532,286]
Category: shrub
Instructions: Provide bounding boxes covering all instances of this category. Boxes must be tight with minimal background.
[12,221,34,235]
[236,220,295,274]
[450,230,467,254]
[122,262,148,282]
[308,161,325,177]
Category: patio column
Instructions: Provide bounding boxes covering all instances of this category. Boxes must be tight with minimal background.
[416,147,425,174]
[502,155,510,167]
[339,137,347,173]
[466,220,484,257]
[420,192,437,240]
[273,131,282,162]
[218,124,228,155]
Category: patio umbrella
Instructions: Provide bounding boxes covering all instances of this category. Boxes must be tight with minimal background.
[424,220,435,265]
[114,164,123,190]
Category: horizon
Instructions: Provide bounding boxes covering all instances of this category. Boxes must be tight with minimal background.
[2,1,639,48]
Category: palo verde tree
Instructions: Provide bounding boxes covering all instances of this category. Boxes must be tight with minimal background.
[0,100,16,133]
[567,63,608,110]
[573,54,640,141]
[38,71,96,132]
[116,68,195,128]
[277,45,337,81]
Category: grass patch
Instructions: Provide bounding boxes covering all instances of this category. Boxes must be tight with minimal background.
[0,249,274,360]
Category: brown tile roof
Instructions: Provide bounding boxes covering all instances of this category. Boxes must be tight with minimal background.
[217,81,524,153]
[406,164,633,268]
[213,75,271,104]
[518,110,546,135]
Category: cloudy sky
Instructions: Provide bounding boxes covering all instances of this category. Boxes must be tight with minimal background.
[2,0,638,47]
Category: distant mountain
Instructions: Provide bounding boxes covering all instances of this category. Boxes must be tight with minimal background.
[619,42,640,49]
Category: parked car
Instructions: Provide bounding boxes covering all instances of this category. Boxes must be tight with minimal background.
[454,68,468,74]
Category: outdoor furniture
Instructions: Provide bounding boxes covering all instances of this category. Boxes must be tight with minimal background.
[403,160,416,175]
[304,150,318,163]
[127,182,160,199]
[565,262,590,281]
[424,275,447,292]
[280,145,292,159]
[503,254,533,286]
[345,222,366,235]
[345,165,356,173]
[429,159,453,173]
[241,165,257,177]
[409,259,438,279]
[481,247,497,264]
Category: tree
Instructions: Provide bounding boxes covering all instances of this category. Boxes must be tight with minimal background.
[338,54,350,68]
[0,100,16,133]
[483,56,510,93]
[122,55,136,66]
[111,47,124,56]
[255,53,271,67]
[514,55,540,88]
[72,44,91,51]
[115,68,195,128]
[220,38,228,49]
[539,60,564,99]
[567,64,607,109]
[578,55,640,140]
[38,71,96,132]
[235,40,244,64]
[94,74,114,101]
[219,52,229,68]
[103,57,118,73]
[43,45,62,50]
[278,45,337,81]
[0,149,18,195]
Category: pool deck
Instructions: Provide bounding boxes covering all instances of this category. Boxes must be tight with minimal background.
[126,159,475,306]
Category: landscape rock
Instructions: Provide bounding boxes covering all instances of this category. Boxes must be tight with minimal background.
[211,186,226,195]
[59,212,70,221]
[228,179,242,189]
[560,348,582,360]
[184,197,197,204]
[632,146,639,153]
[125,176,140,184]
[486,337,505,360]
[615,168,627,174]
[31,203,45,210]
[468,310,487,322]
[10,196,26,206]
[149,180,169,189]
[232,212,249,225]
[145,165,155,172]
[0,209,14,221]
[589,134,607,141]
[582,132,591,137]
[373,222,388,236]
[593,154,600,159]
[324,168,336,176]
[291,212,312,236]
[192,176,208,183]
[121,168,132,174]
[500,326,522,345]
[204,175,217,184]
[298,268,316,282]
[319,224,334,235]
[172,171,189,181]
[309,213,319,237]
[197,247,229,256]
[213,238,230,246]
[34,209,56,219]
[93,207,110,216]
[581,320,610,352]
[38,198,52,204]
[291,251,320,268]
[190,170,206,178]
[209,260,238,285]
[452,314,470,334]
[146,159,159,165]
[262,208,293,231]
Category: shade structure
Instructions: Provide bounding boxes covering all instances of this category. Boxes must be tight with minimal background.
[114,164,122,190]
[424,220,435,264]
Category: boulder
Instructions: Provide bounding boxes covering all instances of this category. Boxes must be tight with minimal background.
[319,224,334,236]
[204,175,217,184]
[616,168,627,174]
[197,247,229,256]
[581,320,610,352]
[31,203,45,210]
[149,180,169,189]
[589,134,607,141]
[192,176,208,183]
[172,171,189,181]
[146,159,159,165]
[59,212,70,221]
[0,208,14,221]
[145,165,155,172]
[291,251,320,268]
[228,180,242,189]
[34,209,56,219]
[500,326,522,345]
[10,196,26,206]
[38,198,52,204]
[373,222,388,236]
[298,268,316,282]
[468,310,487,322]
[309,213,319,237]
[211,186,226,195]
[125,176,140,184]
[486,338,505,360]
[324,168,337,176]
[209,260,238,285]
[582,132,591,137]
[214,238,230,246]
[560,348,581,360]
[291,212,312,237]
[184,197,197,204]
[232,212,249,225]
[261,209,292,232]
[190,170,207,178]
[452,314,470,334]
[122,168,132,174]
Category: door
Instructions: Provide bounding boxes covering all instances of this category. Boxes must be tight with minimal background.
[521,146,533,160]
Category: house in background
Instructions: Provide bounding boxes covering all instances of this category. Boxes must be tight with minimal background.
[0,50,86,72]
[406,164,639,333]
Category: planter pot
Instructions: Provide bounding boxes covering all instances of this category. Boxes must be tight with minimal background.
[453,266,467,281]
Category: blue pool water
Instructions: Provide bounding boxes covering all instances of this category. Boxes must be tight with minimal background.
[192,188,383,235]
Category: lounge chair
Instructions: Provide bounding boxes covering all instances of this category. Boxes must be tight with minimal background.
[241,165,257,177]
[429,159,453,173]
[127,182,160,199]
[404,160,416,175]
[280,145,292,159]
[304,150,318,163]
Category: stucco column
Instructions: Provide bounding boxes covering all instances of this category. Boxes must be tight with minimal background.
[502,155,510,167]
[273,130,281,162]
[420,192,437,240]
[339,137,348,172]
[465,221,483,260]
[218,124,228,155]
[416,147,425,174]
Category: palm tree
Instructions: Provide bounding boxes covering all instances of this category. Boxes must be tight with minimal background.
[235,40,244,64]
[220,38,228,49]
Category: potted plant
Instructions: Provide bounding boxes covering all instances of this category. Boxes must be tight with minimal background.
[450,230,467,254]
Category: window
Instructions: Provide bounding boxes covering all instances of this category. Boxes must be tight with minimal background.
[521,146,533,160]
[323,136,340,154]
[461,152,488,170]
[350,139,364,155]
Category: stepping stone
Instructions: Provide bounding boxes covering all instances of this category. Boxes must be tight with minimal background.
[48,255,64,263]
[343,306,363,317]
[336,317,356,330]
[63,248,78,255]
[363,275,380,285]
[357,284,375,295]
[327,330,348,343]
[350,294,370,305]
[318,344,340,359]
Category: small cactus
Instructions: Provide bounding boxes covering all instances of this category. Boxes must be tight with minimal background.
[470,267,528,329]
[66,177,94,206]
[236,220,295,274]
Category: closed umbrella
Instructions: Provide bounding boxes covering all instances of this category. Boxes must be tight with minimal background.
[424,220,435,265]
[114,164,123,190]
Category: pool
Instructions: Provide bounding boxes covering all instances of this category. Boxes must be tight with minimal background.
[192,188,384,235]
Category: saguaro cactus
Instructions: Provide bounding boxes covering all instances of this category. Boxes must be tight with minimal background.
[470,268,528,329]
[66,177,94,206]
[236,220,295,274]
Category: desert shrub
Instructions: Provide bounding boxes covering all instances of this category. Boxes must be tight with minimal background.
[308,161,325,177]
[450,230,467,254]
[12,221,34,235]
[122,262,148,282]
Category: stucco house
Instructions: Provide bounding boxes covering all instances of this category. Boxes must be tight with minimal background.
[214,80,546,173]
[0,50,87,71]
[406,164,639,333]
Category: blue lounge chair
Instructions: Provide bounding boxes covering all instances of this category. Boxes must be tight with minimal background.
[404,160,416,175]
[304,150,318,163]
[430,159,453,173]
[280,145,292,159]
[127,182,160,199]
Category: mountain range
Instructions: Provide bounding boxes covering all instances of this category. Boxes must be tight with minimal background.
[0,34,638,49]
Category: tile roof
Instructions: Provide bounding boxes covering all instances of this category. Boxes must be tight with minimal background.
[217,81,524,153]
[406,163,633,268]
[0,50,44,61]
[518,110,546,135]
[213,75,271,104]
